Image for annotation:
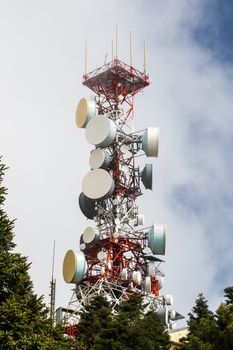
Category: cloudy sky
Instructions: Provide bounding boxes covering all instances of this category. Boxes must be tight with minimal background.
[1,0,233,325]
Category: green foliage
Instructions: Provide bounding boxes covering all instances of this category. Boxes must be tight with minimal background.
[187,293,214,336]
[0,159,74,349]
[77,293,170,350]
[180,288,233,350]
[224,286,233,305]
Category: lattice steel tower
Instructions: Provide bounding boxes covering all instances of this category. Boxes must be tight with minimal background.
[62,45,181,330]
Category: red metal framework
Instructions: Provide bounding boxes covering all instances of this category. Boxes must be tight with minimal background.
[83,58,150,117]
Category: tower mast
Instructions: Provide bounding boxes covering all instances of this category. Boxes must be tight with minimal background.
[49,240,56,325]
[62,36,183,332]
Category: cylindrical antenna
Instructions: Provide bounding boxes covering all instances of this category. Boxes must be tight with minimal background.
[144,40,147,73]
[51,240,56,282]
[130,31,132,66]
[85,40,87,76]
[116,24,118,59]
[112,39,114,61]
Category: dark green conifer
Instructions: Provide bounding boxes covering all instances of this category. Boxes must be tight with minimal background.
[0,160,74,350]
[224,286,233,305]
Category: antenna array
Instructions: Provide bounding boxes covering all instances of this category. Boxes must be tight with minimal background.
[62,39,183,331]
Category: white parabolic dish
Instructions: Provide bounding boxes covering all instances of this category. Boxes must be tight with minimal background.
[83,226,99,244]
[85,115,116,148]
[82,169,115,200]
[89,148,110,169]
[142,127,159,157]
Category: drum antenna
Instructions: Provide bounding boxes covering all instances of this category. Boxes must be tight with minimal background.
[49,240,56,326]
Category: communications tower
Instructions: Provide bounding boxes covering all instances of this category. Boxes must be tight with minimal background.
[62,44,182,331]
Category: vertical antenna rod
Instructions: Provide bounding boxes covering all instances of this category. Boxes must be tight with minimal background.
[85,40,87,76]
[144,40,147,73]
[130,31,132,66]
[116,24,118,58]
[49,240,56,325]
[112,39,114,60]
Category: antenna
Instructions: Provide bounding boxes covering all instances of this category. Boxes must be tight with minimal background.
[130,31,132,66]
[144,40,147,73]
[49,240,56,326]
[116,24,118,58]
[85,40,87,76]
[112,39,114,60]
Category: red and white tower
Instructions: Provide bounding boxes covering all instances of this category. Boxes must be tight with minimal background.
[62,49,181,330]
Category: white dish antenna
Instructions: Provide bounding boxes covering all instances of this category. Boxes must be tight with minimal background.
[76,98,97,128]
[85,115,117,148]
[63,250,87,284]
[83,227,99,244]
[82,169,115,200]
[142,164,153,190]
[89,148,110,170]
[142,127,159,157]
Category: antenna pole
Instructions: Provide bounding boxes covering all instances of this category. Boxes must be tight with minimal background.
[130,31,132,66]
[112,39,114,60]
[116,24,118,59]
[144,40,147,73]
[85,40,87,76]
[49,240,56,326]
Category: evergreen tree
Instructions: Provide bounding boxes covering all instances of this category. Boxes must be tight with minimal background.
[180,289,233,350]
[214,303,233,350]
[0,160,74,350]
[77,293,170,350]
[180,293,216,350]
[187,293,214,336]
[77,295,115,349]
[224,286,233,305]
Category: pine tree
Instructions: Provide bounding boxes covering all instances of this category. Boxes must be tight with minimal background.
[224,287,233,305]
[0,159,74,350]
[77,293,170,350]
[214,302,233,350]
[180,293,216,350]
[77,295,115,349]
[187,293,214,336]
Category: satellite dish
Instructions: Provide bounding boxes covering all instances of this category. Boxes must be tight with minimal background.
[141,164,153,190]
[142,127,159,157]
[85,115,117,148]
[137,213,145,226]
[89,148,111,170]
[79,234,86,251]
[165,294,174,306]
[63,250,87,284]
[80,243,86,251]
[82,169,115,201]
[75,98,96,128]
[83,226,99,245]
[97,251,107,261]
[147,223,166,255]
[144,276,152,293]
[155,275,164,289]
[79,192,97,219]
[132,271,142,284]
